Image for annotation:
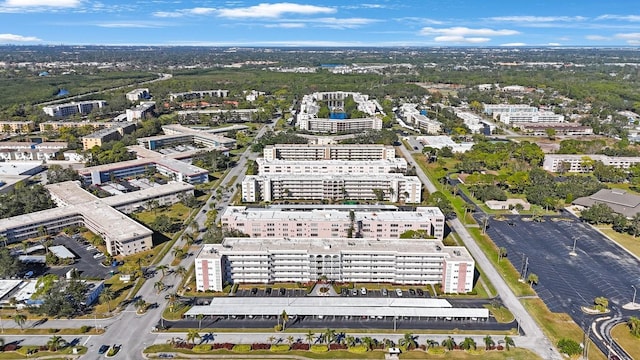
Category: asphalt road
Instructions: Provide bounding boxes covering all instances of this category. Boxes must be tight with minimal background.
[478,213,640,359]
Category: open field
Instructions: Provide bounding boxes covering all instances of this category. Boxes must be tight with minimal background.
[610,323,640,360]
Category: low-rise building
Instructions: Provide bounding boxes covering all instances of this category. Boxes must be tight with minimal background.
[126,88,151,102]
[242,173,422,203]
[0,142,67,161]
[221,205,445,240]
[195,238,474,293]
[256,158,407,175]
[543,154,640,173]
[483,104,537,116]
[125,101,155,122]
[42,100,107,117]
[497,111,564,125]
[0,121,35,134]
[81,122,137,150]
[416,136,474,153]
[514,122,593,136]
[573,189,640,218]
[169,89,229,101]
[137,124,236,150]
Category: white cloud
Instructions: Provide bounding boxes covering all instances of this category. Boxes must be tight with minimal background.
[313,17,378,29]
[615,32,640,45]
[153,7,216,18]
[3,0,80,7]
[488,15,586,23]
[97,22,164,28]
[264,23,305,28]
[547,43,561,46]
[419,26,519,37]
[0,33,41,42]
[586,35,609,41]
[501,42,527,46]
[434,36,490,43]
[218,2,335,19]
[597,14,640,22]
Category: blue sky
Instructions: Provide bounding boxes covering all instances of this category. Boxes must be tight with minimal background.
[0,0,639,47]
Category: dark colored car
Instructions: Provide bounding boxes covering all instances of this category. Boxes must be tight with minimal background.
[250,288,258,295]
[98,345,109,354]
[279,288,286,295]
[417,288,424,296]
[409,288,416,296]
[265,287,272,295]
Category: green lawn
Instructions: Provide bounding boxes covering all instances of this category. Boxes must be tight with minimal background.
[597,226,640,260]
[611,323,640,360]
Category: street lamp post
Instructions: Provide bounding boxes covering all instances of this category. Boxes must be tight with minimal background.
[569,236,577,256]
[632,285,637,304]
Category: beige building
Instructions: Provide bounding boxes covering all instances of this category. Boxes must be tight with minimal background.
[0,181,194,256]
[81,122,137,150]
[0,121,35,134]
[195,238,474,293]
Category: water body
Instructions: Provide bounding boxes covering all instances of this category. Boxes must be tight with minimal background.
[55,88,69,97]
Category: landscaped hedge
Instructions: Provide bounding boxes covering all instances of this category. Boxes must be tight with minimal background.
[192,344,212,353]
[348,345,368,353]
[270,344,290,352]
[329,343,347,350]
[291,343,310,351]
[252,343,270,350]
[427,346,446,355]
[232,344,251,352]
[310,344,328,353]
[212,343,234,350]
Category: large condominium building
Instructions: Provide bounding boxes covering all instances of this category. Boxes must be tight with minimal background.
[195,238,474,293]
[169,89,229,101]
[497,111,564,125]
[483,104,537,116]
[256,158,408,175]
[242,173,422,203]
[297,117,382,133]
[39,121,125,132]
[0,121,35,134]
[42,100,107,117]
[0,181,193,256]
[125,101,155,122]
[81,122,137,150]
[297,91,383,133]
[221,206,445,240]
[137,124,236,150]
[0,142,67,162]
[125,88,151,102]
[514,122,593,136]
[543,154,640,173]
[263,144,396,161]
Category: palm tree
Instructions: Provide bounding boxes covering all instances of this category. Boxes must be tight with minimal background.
[286,336,295,346]
[154,281,165,294]
[460,337,476,350]
[167,293,178,313]
[527,273,539,288]
[268,335,277,345]
[99,287,115,312]
[134,298,147,313]
[46,335,66,351]
[503,335,515,350]
[322,328,335,344]
[383,338,395,349]
[305,331,315,346]
[441,336,456,351]
[630,213,640,237]
[280,310,289,331]
[0,235,8,247]
[345,335,356,347]
[483,335,495,350]
[426,339,438,349]
[498,247,507,262]
[196,313,205,330]
[156,265,168,278]
[186,329,201,345]
[362,336,374,351]
[399,333,418,350]
[172,248,185,259]
[13,314,26,331]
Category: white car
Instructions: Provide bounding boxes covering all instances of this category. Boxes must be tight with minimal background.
[360,287,367,295]
[395,288,403,297]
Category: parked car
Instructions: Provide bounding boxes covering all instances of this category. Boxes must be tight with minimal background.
[250,288,258,295]
[409,288,416,296]
[417,288,424,296]
[360,287,367,295]
[382,288,388,296]
[395,289,403,297]
[279,288,286,295]
[98,345,109,354]
[265,287,272,295]
[351,288,358,296]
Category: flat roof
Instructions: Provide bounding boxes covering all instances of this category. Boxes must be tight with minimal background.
[184,297,489,318]
[201,238,472,261]
[49,245,76,259]
[103,181,194,207]
[0,279,22,300]
[223,206,442,222]
[246,173,421,181]
[0,162,43,176]
[256,158,407,167]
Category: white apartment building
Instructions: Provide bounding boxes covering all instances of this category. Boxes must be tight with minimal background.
[125,101,155,122]
[242,173,422,203]
[138,124,236,150]
[256,158,408,175]
[42,100,107,117]
[195,238,474,293]
[125,88,150,102]
[221,206,445,240]
[453,110,489,134]
[497,111,564,125]
[483,104,537,116]
[399,103,442,134]
[263,144,396,161]
[297,117,383,133]
[543,154,640,173]
[169,89,229,101]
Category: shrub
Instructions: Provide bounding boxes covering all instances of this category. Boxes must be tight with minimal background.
[274,324,282,332]
[310,344,328,353]
[80,325,91,333]
[427,346,446,355]
[291,343,309,351]
[270,344,290,352]
[232,344,251,352]
[329,343,347,350]
[348,345,368,353]
[557,338,581,356]
[496,345,504,351]
[212,343,234,350]
[193,344,212,353]
[252,343,270,350]
[48,328,59,333]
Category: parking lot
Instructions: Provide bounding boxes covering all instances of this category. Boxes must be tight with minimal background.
[46,234,114,279]
[234,286,433,299]
[477,214,640,325]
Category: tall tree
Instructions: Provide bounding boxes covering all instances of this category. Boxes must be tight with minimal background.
[99,287,115,313]
[13,314,26,331]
